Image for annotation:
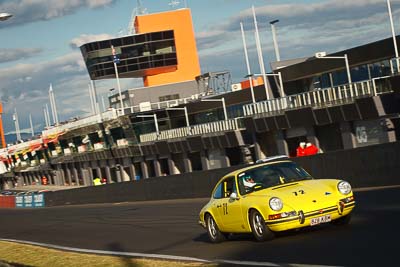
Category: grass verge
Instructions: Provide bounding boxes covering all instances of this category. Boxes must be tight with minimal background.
[0,241,215,267]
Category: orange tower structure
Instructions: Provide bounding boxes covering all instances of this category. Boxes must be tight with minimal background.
[134,8,201,87]
[0,103,6,148]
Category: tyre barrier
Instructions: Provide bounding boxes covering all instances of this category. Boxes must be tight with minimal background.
[0,196,15,208]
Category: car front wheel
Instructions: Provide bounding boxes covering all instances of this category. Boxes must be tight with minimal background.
[205,214,226,243]
[249,210,274,241]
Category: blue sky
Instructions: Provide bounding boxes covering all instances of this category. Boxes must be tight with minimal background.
[1,0,400,141]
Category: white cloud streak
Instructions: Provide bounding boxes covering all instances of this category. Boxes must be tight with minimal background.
[0,48,43,63]
[0,0,118,28]
[70,33,115,49]
[197,0,400,80]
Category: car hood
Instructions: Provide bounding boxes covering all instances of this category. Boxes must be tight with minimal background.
[250,179,342,210]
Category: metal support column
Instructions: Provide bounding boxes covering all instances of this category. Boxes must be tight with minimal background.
[182,152,192,173]
[153,159,162,177]
[140,161,149,179]
[200,150,210,171]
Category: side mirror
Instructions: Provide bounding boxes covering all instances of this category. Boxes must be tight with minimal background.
[230,192,239,201]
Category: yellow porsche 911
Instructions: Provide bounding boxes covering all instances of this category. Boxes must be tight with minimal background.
[198,158,355,243]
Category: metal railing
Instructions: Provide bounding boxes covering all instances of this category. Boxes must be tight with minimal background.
[42,109,118,137]
[139,76,395,143]
[116,94,201,116]
[140,118,241,143]
[243,79,392,117]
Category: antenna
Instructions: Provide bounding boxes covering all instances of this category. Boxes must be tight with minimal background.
[136,0,147,15]
[168,0,181,9]
[128,0,147,35]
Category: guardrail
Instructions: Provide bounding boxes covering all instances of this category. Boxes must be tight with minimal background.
[140,118,241,143]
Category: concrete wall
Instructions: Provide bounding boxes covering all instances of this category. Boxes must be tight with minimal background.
[44,141,400,207]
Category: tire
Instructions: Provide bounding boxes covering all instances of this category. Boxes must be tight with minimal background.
[332,213,352,225]
[249,210,274,241]
[205,214,226,243]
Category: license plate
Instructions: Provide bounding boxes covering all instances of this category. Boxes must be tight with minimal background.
[310,215,331,226]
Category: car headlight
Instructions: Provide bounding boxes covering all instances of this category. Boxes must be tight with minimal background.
[269,197,283,211]
[337,181,352,195]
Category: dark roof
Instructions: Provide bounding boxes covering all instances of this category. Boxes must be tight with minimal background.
[276,36,400,82]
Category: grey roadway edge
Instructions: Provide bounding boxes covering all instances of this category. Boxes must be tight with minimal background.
[3,185,396,266]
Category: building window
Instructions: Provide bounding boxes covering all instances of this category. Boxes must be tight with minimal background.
[369,60,391,78]
[159,94,179,102]
[349,65,369,82]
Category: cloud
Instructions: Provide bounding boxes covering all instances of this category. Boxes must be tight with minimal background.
[70,33,115,49]
[0,49,142,135]
[0,48,42,63]
[195,0,400,81]
[0,0,117,28]
[196,0,400,55]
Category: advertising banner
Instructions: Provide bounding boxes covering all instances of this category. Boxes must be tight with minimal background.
[24,194,33,207]
[15,195,24,208]
[33,193,45,207]
[15,193,45,208]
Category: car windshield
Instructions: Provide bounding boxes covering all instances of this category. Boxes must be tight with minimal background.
[238,161,313,195]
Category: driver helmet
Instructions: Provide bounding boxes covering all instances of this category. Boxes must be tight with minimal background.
[243,175,256,188]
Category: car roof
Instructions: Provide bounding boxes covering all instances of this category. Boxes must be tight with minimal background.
[225,159,293,178]
[255,155,289,164]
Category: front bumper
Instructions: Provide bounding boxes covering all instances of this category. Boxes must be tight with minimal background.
[266,200,355,232]
[198,220,206,228]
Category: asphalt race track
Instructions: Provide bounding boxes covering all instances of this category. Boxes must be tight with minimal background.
[0,186,399,266]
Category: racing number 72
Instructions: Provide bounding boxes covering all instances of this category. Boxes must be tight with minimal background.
[292,190,305,196]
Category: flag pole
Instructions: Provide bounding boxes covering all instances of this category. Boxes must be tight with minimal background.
[45,104,51,127]
[29,114,34,137]
[111,45,124,115]
[13,108,21,141]
[43,106,49,128]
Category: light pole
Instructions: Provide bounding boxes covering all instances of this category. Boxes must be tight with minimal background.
[0,13,12,21]
[111,45,124,114]
[315,52,352,84]
[240,22,256,103]
[252,6,270,100]
[166,107,189,127]
[201,98,227,120]
[387,0,400,73]
[48,84,59,125]
[137,114,159,134]
[270,19,281,62]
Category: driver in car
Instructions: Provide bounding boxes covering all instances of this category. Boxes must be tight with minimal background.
[243,175,256,192]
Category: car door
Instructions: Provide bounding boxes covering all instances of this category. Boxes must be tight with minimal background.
[215,176,244,232]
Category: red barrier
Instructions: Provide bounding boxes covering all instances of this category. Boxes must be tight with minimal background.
[0,196,16,208]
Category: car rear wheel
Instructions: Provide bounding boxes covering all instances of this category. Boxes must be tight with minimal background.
[249,210,274,241]
[205,214,226,243]
[332,213,352,225]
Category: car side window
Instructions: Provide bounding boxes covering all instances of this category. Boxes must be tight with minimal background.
[213,177,237,199]
[213,183,223,199]
[223,177,236,198]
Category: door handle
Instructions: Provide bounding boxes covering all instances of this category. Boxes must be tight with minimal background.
[216,205,221,208]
